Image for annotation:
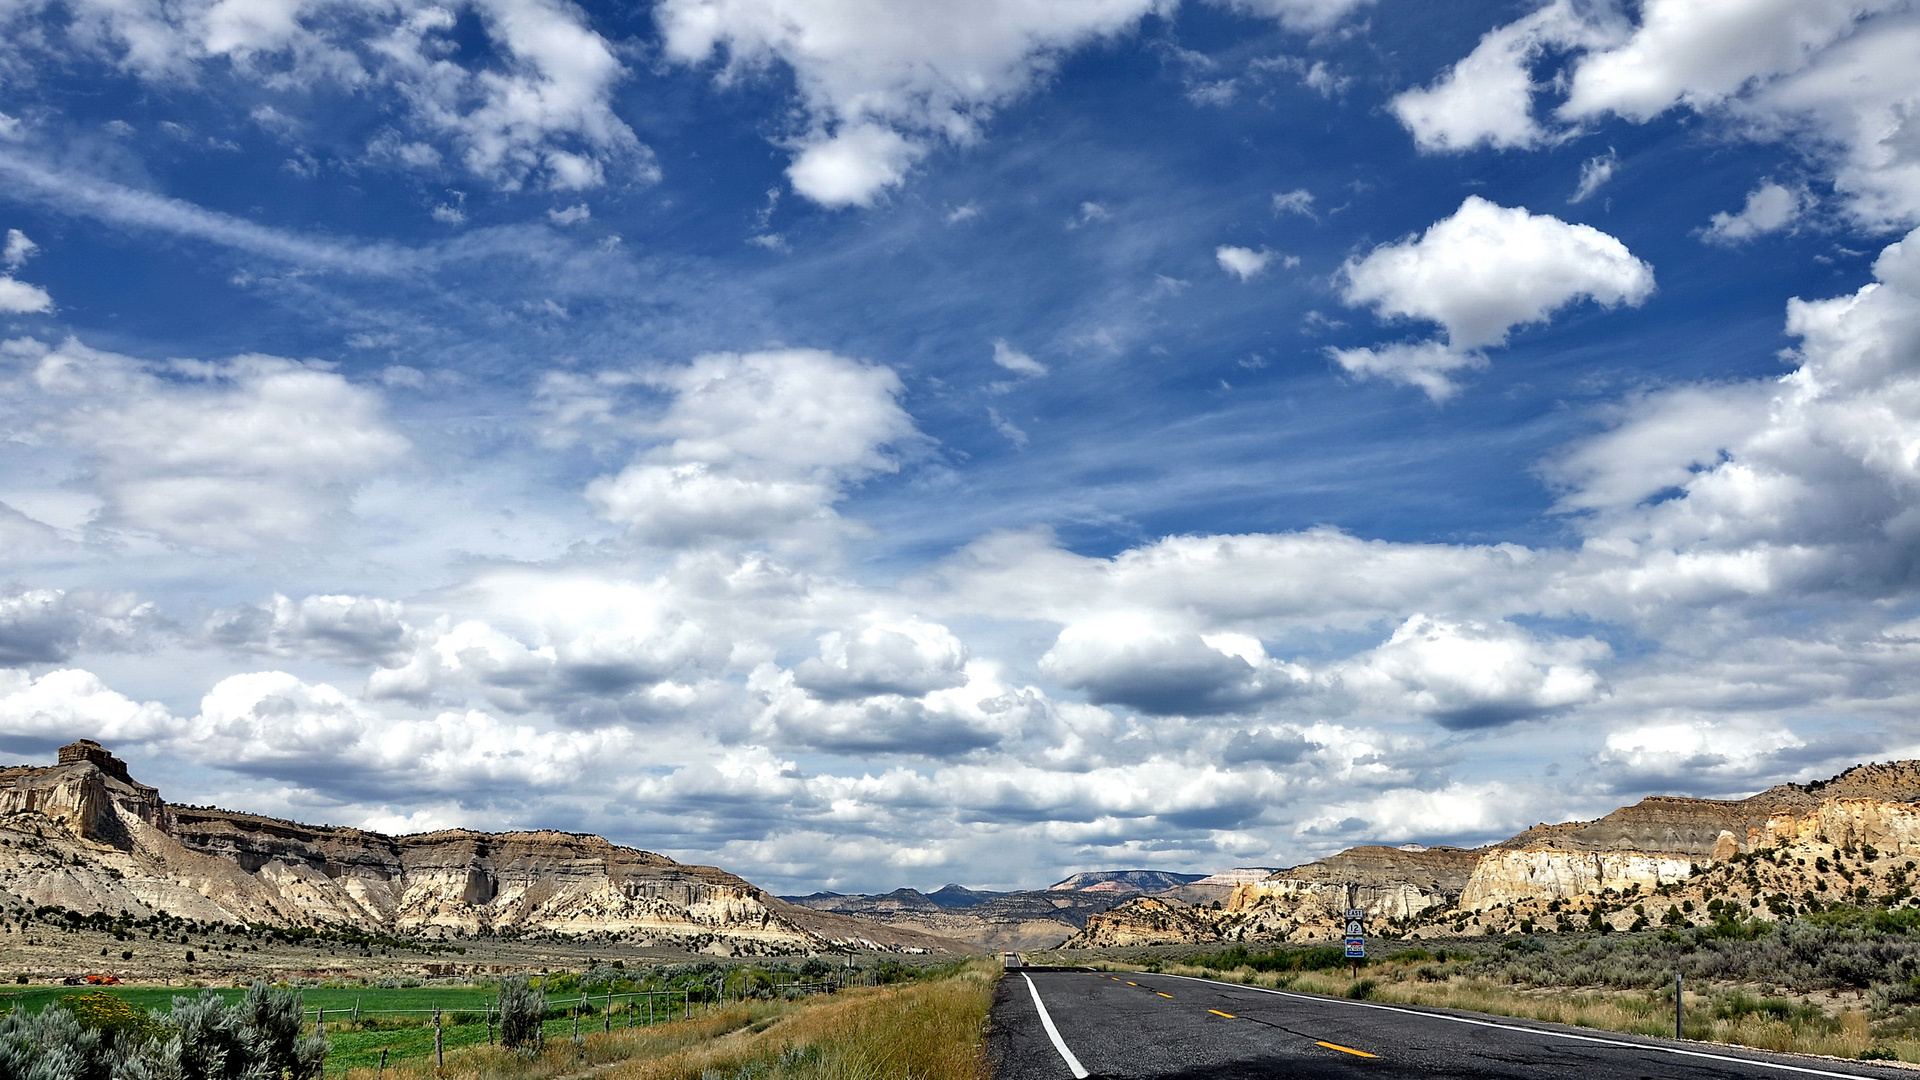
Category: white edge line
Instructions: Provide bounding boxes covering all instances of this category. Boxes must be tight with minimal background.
[1023,972,1090,1079]
[1152,972,1884,1080]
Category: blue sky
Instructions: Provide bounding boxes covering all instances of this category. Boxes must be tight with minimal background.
[3,0,1919,893]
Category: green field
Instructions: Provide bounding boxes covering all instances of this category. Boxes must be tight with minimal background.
[0,984,702,1075]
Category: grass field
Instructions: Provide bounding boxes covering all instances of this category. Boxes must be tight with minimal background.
[0,983,705,1074]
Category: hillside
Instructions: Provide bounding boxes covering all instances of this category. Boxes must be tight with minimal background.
[0,741,955,957]
[1067,762,1920,948]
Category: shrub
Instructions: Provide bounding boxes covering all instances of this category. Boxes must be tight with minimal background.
[498,975,547,1052]
[1346,979,1377,1000]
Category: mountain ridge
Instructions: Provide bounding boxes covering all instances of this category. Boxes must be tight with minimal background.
[0,740,956,956]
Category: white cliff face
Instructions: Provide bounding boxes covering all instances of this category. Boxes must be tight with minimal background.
[1456,849,1699,911]
[0,745,924,953]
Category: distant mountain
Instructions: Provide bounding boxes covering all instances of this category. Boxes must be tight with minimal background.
[1047,870,1206,895]
[927,884,1006,908]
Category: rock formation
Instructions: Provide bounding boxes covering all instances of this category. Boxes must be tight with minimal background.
[0,742,953,954]
[1064,761,1920,948]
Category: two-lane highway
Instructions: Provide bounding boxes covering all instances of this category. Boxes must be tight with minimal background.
[988,969,1916,1079]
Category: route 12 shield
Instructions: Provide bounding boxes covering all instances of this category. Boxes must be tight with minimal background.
[1345,920,1363,936]
[1344,937,1365,958]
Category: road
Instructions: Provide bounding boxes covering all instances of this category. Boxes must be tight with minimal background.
[987,969,1915,1080]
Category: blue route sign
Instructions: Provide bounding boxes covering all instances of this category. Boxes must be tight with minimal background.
[1344,937,1365,958]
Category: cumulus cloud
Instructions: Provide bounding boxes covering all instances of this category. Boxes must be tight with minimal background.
[1339,615,1608,729]
[793,620,969,702]
[0,276,52,314]
[205,594,413,666]
[1039,617,1309,717]
[1390,0,1606,153]
[0,588,164,666]
[1596,716,1809,787]
[584,349,921,548]
[3,230,36,269]
[1703,181,1809,243]
[657,0,1173,207]
[1332,197,1653,398]
[5,341,409,547]
[1403,0,1920,227]
[1216,245,1275,281]
[1341,197,1655,349]
[5,0,650,191]
[0,668,175,748]
[1325,340,1488,402]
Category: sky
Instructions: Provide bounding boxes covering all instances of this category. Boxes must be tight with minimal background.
[1,0,1919,895]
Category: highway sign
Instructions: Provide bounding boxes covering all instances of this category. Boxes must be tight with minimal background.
[1344,937,1365,958]
[1343,908,1365,920]
[1345,920,1363,936]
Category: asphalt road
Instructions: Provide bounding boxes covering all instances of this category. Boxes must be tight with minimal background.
[986,970,1917,1080]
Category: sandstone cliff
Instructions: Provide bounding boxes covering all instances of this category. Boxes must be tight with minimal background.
[1063,761,1920,949]
[0,742,953,955]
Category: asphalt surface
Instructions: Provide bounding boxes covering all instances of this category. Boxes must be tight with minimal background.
[986,969,1918,1080]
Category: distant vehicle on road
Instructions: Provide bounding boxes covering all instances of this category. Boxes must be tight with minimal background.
[1003,952,1023,970]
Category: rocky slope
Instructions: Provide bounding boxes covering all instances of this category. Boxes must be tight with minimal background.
[0,742,953,955]
[1066,761,1920,949]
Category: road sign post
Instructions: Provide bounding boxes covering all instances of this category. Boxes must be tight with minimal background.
[1343,907,1366,978]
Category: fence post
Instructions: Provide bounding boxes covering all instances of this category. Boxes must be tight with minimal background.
[315,1008,324,1037]
[351,997,360,1026]
[604,989,612,1034]
[1674,973,1684,1040]
[573,998,580,1040]
[434,1006,444,1070]
[376,1049,387,1080]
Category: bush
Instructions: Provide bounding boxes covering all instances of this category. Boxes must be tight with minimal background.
[498,975,546,1052]
[1346,979,1377,1000]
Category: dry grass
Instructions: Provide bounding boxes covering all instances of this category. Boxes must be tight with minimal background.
[1092,958,1903,1063]
[340,961,999,1080]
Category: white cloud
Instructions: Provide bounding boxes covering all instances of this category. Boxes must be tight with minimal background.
[792,619,969,701]
[1215,245,1275,280]
[1203,0,1370,32]
[0,276,52,314]
[1271,188,1315,218]
[1569,148,1617,203]
[583,349,920,548]
[1597,716,1807,785]
[205,593,413,666]
[1406,0,1920,227]
[657,0,1173,207]
[10,0,650,192]
[1339,615,1608,729]
[1703,181,1808,243]
[1341,196,1654,348]
[1325,340,1487,402]
[991,340,1047,377]
[785,124,926,209]
[3,229,37,269]
[0,588,164,666]
[7,340,410,547]
[0,668,176,745]
[1390,0,1605,153]
[1039,616,1307,717]
[1558,0,1883,123]
[548,203,591,226]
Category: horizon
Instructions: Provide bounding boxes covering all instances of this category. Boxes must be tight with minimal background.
[2,0,1919,895]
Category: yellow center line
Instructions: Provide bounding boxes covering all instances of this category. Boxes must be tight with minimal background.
[1125,981,1138,986]
[1208,1009,1236,1018]
[1156,992,1172,998]
[1316,1041,1378,1058]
